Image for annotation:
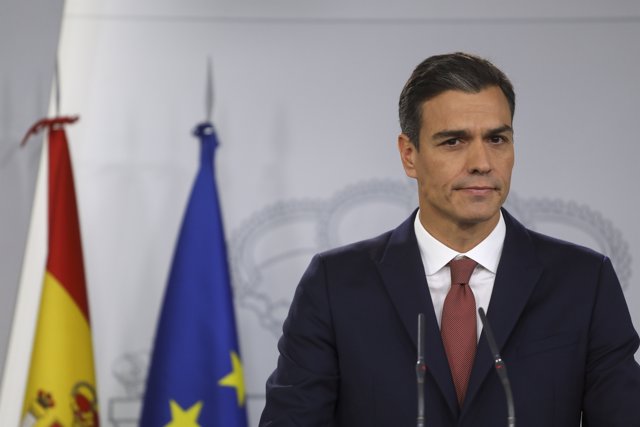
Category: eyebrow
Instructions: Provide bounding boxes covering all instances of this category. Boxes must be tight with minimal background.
[431,125,514,140]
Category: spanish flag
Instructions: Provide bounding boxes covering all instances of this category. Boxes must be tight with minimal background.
[21,117,99,427]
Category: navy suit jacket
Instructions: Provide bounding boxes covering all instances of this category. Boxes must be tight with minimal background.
[260,210,640,426]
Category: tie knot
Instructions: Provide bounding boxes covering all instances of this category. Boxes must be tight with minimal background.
[449,257,477,285]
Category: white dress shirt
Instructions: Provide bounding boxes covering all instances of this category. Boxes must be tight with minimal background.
[413,211,506,340]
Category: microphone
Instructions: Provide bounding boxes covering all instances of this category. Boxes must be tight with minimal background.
[416,313,426,427]
[478,308,515,427]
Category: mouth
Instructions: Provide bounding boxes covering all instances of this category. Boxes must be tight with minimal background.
[456,186,498,196]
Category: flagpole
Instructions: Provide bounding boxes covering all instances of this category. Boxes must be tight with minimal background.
[55,58,61,117]
[206,56,214,123]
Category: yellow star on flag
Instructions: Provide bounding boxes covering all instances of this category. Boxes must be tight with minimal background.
[165,400,203,427]
[218,351,246,407]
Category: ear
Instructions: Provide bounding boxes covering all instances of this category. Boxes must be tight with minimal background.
[398,133,418,179]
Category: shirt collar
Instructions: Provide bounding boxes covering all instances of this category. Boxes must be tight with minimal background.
[413,210,506,275]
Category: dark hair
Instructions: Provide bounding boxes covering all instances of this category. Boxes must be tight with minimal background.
[398,52,515,148]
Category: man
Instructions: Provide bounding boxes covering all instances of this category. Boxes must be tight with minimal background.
[259,52,640,426]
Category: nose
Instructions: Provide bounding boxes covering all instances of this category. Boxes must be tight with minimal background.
[466,140,492,174]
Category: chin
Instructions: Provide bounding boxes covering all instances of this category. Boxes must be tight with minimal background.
[456,208,501,226]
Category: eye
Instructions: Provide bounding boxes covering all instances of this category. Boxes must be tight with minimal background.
[488,135,508,144]
[442,138,462,146]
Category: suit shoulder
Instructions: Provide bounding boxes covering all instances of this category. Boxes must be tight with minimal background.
[526,228,607,264]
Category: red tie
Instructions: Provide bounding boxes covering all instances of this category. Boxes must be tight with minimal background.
[441,257,478,405]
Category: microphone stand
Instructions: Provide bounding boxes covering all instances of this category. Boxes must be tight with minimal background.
[416,313,426,427]
[478,308,515,427]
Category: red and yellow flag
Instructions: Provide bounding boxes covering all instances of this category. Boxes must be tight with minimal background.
[21,117,99,427]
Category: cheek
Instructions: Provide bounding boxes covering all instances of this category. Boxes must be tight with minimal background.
[421,169,457,196]
[419,154,464,191]
[501,157,515,179]
[431,162,464,184]
[490,150,514,177]
[502,148,515,168]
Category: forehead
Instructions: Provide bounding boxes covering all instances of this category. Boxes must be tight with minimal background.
[420,86,513,132]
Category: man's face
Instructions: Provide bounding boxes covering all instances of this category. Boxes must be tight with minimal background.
[399,86,514,235]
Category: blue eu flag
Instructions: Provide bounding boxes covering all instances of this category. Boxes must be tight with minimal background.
[140,123,248,427]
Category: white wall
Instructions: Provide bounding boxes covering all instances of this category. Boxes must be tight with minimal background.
[0,0,64,396]
[3,1,640,425]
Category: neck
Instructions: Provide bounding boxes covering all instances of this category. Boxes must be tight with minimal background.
[418,210,500,253]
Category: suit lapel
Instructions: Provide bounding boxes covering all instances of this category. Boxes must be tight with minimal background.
[461,210,543,416]
[375,212,459,417]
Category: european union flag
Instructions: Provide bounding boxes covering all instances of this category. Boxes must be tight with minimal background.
[140,123,248,427]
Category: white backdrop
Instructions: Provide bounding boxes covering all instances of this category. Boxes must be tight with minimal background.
[0,0,63,389]
[4,1,640,426]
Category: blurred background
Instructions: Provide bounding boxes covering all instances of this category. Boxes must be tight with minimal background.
[1,0,639,425]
